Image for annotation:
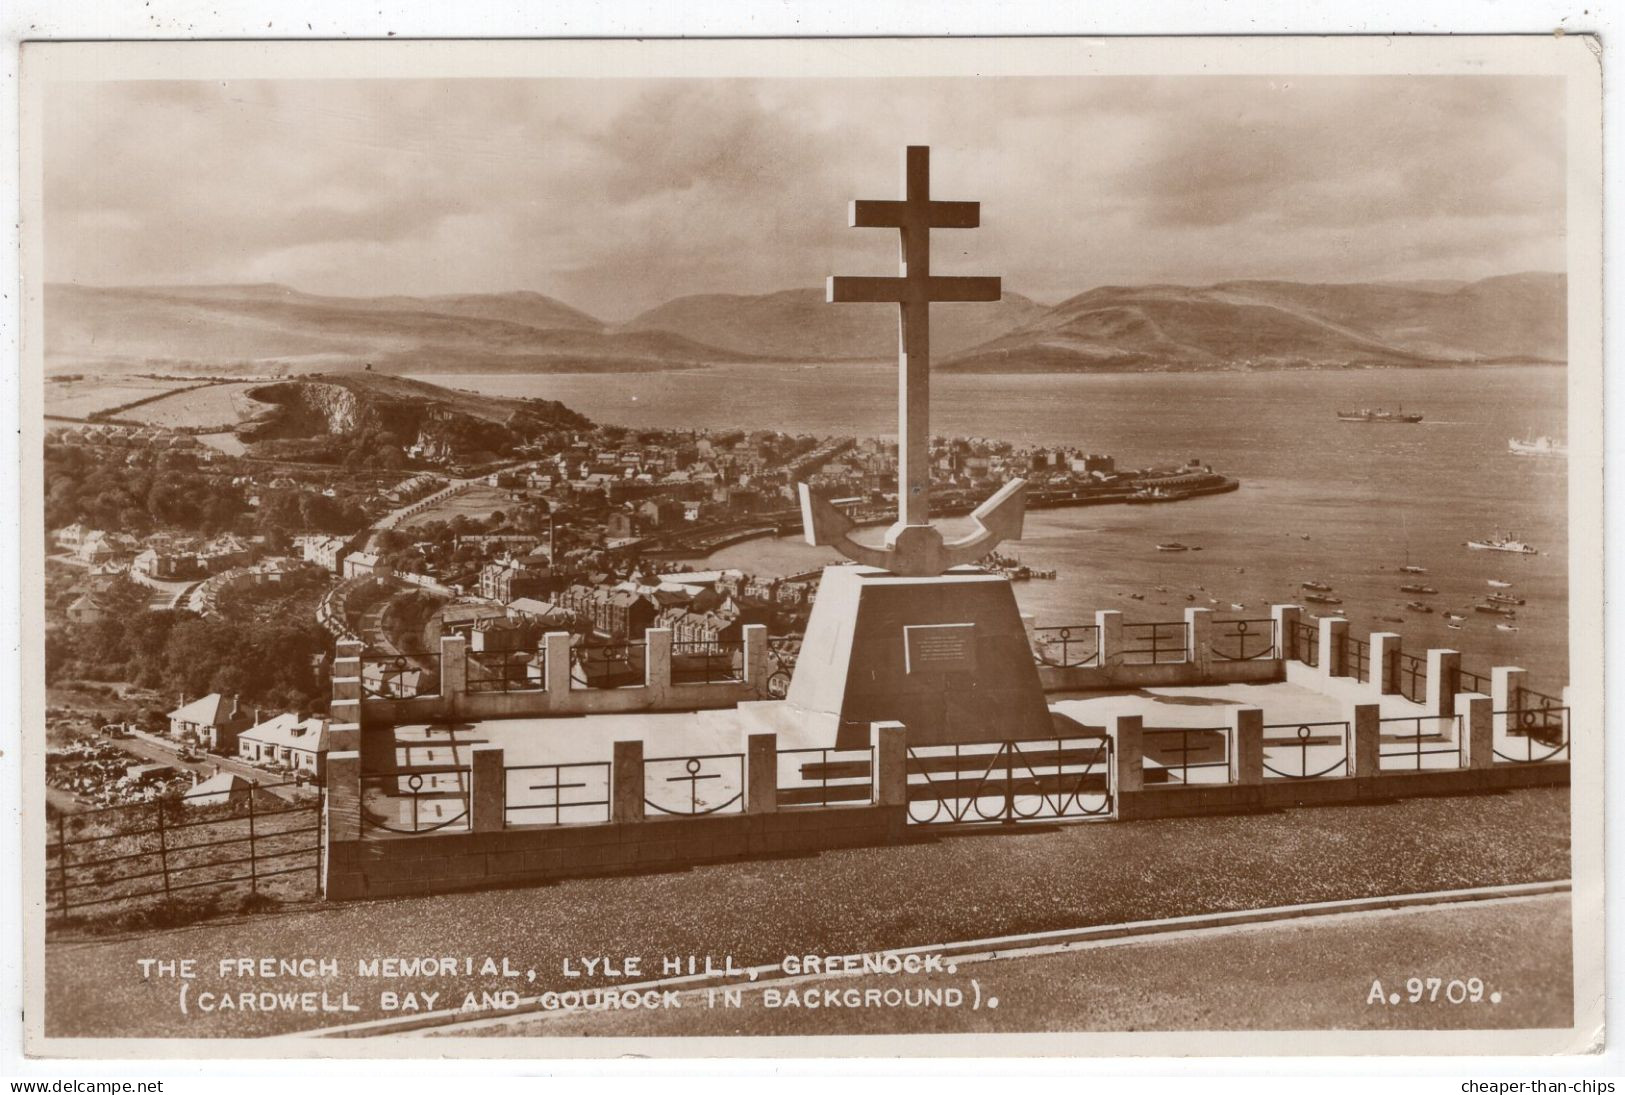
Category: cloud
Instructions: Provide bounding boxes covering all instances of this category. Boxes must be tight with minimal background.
[40,73,1566,320]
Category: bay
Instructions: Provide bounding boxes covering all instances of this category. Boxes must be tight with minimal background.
[419,364,1570,689]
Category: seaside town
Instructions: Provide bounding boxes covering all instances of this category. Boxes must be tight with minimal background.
[43,399,1237,813]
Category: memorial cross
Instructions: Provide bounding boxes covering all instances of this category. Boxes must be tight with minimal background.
[799,145,1028,577]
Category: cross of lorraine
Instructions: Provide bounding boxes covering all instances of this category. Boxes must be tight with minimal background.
[798,144,1027,578]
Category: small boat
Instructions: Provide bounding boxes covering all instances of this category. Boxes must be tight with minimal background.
[1399,564,1428,575]
[1474,603,1517,617]
[1304,592,1343,605]
[1487,579,1513,588]
[1299,534,1311,540]
[1496,623,1520,633]
[1129,592,1145,601]
[1508,435,1567,457]
[1156,542,1190,552]
[1399,583,1438,595]
[1185,593,1196,602]
[1230,602,1246,611]
[1467,532,1537,554]
[1301,580,1333,592]
[1444,612,1466,622]
[1338,406,1424,423]
[1154,586,1168,593]
[1447,622,1464,630]
[1405,601,1434,613]
[1487,592,1526,606]
[1379,615,1405,624]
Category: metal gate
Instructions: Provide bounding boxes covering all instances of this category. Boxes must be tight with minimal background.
[905,735,1114,825]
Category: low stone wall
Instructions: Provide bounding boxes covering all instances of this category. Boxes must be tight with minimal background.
[325,805,906,900]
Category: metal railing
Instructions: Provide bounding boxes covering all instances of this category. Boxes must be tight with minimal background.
[1121,620,1188,665]
[575,642,648,689]
[360,651,442,699]
[1033,624,1101,668]
[503,762,611,826]
[671,639,745,685]
[1378,714,1462,771]
[1293,621,1319,667]
[45,780,320,920]
[1494,705,1570,763]
[1459,665,1492,696]
[465,650,546,693]
[1210,618,1277,662]
[643,752,745,816]
[1396,653,1428,705]
[1261,722,1350,779]
[904,736,1113,825]
[360,765,470,833]
[776,746,875,808]
[1142,726,1232,784]
[1347,636,1370,683]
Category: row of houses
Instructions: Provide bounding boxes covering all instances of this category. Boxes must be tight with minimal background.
[166,692,329,779]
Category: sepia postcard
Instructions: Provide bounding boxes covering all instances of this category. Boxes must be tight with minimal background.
[14,34,1605,1060]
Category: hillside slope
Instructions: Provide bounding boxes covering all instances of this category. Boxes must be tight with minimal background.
[45,283,748,375]
[944,274,1566,372]
[619,287,1048,360]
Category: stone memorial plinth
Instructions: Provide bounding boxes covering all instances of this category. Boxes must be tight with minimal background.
[786,564,1053,749]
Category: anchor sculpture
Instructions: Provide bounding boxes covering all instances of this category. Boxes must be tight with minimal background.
[799,145,1027,578]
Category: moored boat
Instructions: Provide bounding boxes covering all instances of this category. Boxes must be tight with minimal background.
[1337,407,1424,423]
[1405,601,1434,613]
[1301,580,1333,592]
[1303,592,1343,605]
[1474,603,1517,617]
[1508,435,1567,457]
[1487,592,1526,606]
[1155,542,1190,552]
[1466,532,1537,554]
[1399,583,1437,595]
[1487,579,1513,588]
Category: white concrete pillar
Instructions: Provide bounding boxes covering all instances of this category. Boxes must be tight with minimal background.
[470,744,505,832]
[544,631,573,694]
[1350,703,1381,777]
[611,740,644,823]
[644,627,673,693]
[1492,665,1527,736]
[1112,714,1143,794]
[438,633,467,704]
[746,733,778,813]
[871,721,908,808]
[1095,610,1124,668]
[1271,604,1301,661]
[1459,694,1494,771]
[743,623,770,698]
[1228,706,1263,786]
[1184,607,1213,673]
[1427,649,1461,717]
[1369,632,1402,695]
[1319,617,1349,678]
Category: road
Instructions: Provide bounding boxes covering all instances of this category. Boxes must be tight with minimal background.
[43,785,1569,1039]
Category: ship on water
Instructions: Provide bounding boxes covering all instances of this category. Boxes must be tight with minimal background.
[1337,406,1424,423]
[1467,532,1538,554]
[1508,435,1567,457]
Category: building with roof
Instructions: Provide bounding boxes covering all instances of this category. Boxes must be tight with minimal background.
[183,771,253,808]
[167,693,251,751]
[237,713,331,780]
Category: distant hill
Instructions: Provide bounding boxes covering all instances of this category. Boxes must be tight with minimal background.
[619,287,1048,360]
[45,283,752,376]
[942,273,1566,372]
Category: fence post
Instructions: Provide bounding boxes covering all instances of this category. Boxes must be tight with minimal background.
[1459,694,1493,770]
[644,627,673,696]
[1271,604,1300,661]
[1491,666,1526,736]
[747,733,778,813]
[247,788,258,896]
[1319,617,1349,679]
[544,631,573,696]
[324,750,363,843]
[1113,714,1143,795]
[1349,703,1381,777]
[872,721,908,808]
[1095,610,1124,668]
[1368,632,1402,695]
[439,633,467,711]
[1229,707,1263,786]
[1184,607,1213,673]
[155,801,171,900]
[1427,649,1461,718]
[329,638,364,753]
[470,744,506,832]
[612,740,645,824]
[742,624,770,698]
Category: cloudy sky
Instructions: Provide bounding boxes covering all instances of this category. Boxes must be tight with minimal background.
[43,74,1564,321]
